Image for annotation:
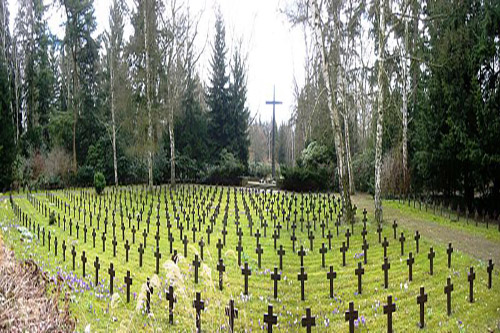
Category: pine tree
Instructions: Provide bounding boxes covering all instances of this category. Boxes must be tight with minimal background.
[207,12,230,161]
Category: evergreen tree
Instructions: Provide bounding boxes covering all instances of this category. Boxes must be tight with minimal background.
[207,12,230,161]
[228,48,250,168]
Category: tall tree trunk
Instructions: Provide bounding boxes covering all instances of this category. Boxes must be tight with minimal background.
[375,0,386,224]
[71,44,78,173]
[169,105,175,186]
[14,44,19,143]
[144,2,153,188]
[311,0,354,223]
[402,19,409,195]
[110,49,118,186]
[343,111,355,194]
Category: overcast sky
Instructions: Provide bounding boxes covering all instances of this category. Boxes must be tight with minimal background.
[8,0,305,125]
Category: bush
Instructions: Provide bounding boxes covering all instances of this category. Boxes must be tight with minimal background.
[203,149,245,185]
[94,172,106,195]
[280,166,332,192]
[75,165,94,187]
[49,211,56,226]
[352,146,375,194]
[248,162,272,179]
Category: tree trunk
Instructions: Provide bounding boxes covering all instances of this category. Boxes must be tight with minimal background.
[144,2,153,188]
[110,49,118,186]
[343,109,355,195]
[169,106,175,186]
[72,44,78,173]
[311,0,354,223]
[375,0,386,225]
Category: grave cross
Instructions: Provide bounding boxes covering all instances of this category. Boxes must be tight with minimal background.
[71,246,76,271]
[183,235,188,257]
[355,262,365,294]
[319,243,327,268]
[94,256,100,286]
[362,239,369,264]
[193,292,205,332]
[81,251,87,277]
[155,247,161,274]
[236,241,243,266]
[417,286,427,328]
[447,243,453,269]
[193,254,200,284]
[256,243,264,268]
[62,240,66,261]
[392,220,398,239]
[345,229,351,249]
[290,233,297,252]
[225,299,238,332]
[377,224,383,243]
[217,258,225,290]
[264,304,278,333]
[217,238,224,261]
[382,237,389,258]
[124,240,130,262]
[101,232,106,252]
[298,246,306,266]
[327,230,333,250]
[277,245,285,270]
[468,266,475,303]
[138,243,144,267]
[327,265,337,298]
[112,236,117,257]
[383,295,396,333]
[345,301,359,333]
[487,259,494,289]
[399,232,406,256]
[308,231,315,251]
[271,266,281,299]
[198,237,205,260]
[242,262,251,295]
[340,241,347,266]
[108,262,115,295]
[407,252,414,281]
[166,285,176,324]
[414,231,420,253]
[428,247,435,275]
[444,277,454,316]
[301,308,316,333]
[298,266,308,301]
[382,257,390,289]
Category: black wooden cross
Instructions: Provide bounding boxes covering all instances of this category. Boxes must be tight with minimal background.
[256,243,264,269]
[355,262,365,294]
[112,236,117,257]
[414,231,420,253]
[383,295,396,333]
[81,251,87,277]
[236,241,243,266]
[319,243,327,268]
[264,304,278,333]
[108,262,115,295]
[277,245,285,270]
[335,217,341,236]
[308,231,315,251]
[382,257,390,289]
[155,232,161,249]
[407,252,414,281]
[166,285,176,324]
[444,276,453,316]
[254,229,261,247]
[361,227,368,241]
[382,237,389,258]
[345,301,358,333]
[54,236,58,256]
[447,243,453,269]
[182,235,188,257]
[417,286,427,328]
[198,237,205,261]
[155,247,161,274]
[145,278,152,313]
[225,298,238,332]
[62,240,66,261]
[487,259,494,289]
[71,246,76,271]
[362,239,369,264]
[468,266,475,303]
[301,307,316,333]
[298,266,308,301]
[193,254,200,284]
[242,262,251,295]
[345,228,351,249]
[143,229,148,247]
[101,232,106,252]
[327,265,337,298]
[138,243,144,267]
[399,232,406,256]
[428,247,435,275]
[124,240,130,262]
[290,232,297,252]
[217,238,224,261]
[217,258,225,290]
[298,245,306,266]
[131,226,136,244]
[193,292,205,332]
[271,266,281,299]
[327,230,333,250]
[340,241,347,266]
[94,256,100,286]
[392,220,398,239]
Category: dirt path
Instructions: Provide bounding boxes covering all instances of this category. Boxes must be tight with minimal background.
[353,194,500,264]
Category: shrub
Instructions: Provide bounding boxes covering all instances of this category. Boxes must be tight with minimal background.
[76,165,94,187]
[94,172,106,195]
[280,166,332,192]
[49,211,56,226]
[204,149,245,185]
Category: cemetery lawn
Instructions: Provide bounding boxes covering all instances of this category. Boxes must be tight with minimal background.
[0,187,499,332]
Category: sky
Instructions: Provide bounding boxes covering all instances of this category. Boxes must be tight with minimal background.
[8,0,306,125]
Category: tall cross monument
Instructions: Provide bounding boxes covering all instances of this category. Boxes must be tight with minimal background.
[266,86,282,179]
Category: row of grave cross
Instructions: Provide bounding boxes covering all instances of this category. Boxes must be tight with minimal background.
[11,188,497,331]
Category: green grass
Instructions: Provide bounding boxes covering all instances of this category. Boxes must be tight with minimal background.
[385,200,500,243]
[0,187,499,332]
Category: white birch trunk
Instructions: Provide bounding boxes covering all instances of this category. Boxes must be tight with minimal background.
[311,0,354,223]
[402,19,409,195]
[169,106,175,185]
[144,2,153,188]
[110,48,118,186]
[374,0,386,224]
